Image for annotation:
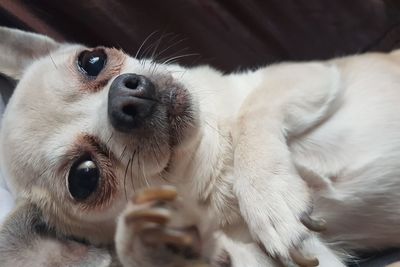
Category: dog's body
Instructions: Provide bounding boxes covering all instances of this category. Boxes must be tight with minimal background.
[0,27,400,267]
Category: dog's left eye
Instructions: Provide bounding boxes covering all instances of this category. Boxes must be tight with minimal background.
[68,157,100,201]
[77,49,107,77]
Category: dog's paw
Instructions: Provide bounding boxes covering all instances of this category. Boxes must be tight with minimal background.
[242,196,326,267]
[116,186,208,267]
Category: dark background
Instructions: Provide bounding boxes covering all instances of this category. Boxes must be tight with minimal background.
[1,1,400,266]
[1,0,400,72]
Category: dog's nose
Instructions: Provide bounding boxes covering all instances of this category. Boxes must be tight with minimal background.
[108,73,156,132]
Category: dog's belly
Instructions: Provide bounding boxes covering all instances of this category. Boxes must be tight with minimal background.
[290,53,400,251]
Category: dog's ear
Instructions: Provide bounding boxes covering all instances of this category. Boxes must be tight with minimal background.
[0,74,17,107]
[0,27,60,80]
[0,200,115,267]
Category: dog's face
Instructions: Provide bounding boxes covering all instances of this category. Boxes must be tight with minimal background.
[0,28,200,243]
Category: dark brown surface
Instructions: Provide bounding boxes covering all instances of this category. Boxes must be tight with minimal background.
[1,0,400,72]
[0,1,400,266]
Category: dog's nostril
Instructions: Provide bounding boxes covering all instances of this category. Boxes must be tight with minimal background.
[122,104,137,117]
[108,73,157,132]
[125,78,139,90]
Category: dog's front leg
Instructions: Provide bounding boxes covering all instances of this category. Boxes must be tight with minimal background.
[116,186,210,267]
[233,118,320,266]
[232,63,343,266]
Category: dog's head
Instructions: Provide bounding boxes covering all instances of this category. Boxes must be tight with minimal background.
[0,27,201,243]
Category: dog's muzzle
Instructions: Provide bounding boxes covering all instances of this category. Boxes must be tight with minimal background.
[108,73,156,132]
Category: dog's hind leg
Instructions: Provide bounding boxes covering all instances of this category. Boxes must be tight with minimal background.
[0,200,114,267]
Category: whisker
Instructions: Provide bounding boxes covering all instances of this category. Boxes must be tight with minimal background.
[105,133,114,159]
[136,148,143,187]
[135,30,159,60]
[128,154,135,192]
[38,167,50,179]
[106,133,113,146]
[119,145,128,161]
[142,158,150,188]
[162,53,200,65]
[180,54,202,79]
[153,137,164,158]
[130,148,138,192]
[204,119,230,144]
[49,53,58,70]
[150,31,172,61]
[157,47,190,64]
[123,155,133,201]
[136,148,150,188]
[153,139,170,182]
[149,31,169,75]
[150,139,161,171]
[154,36,188,63]
[152,45,195,77]
[140,38,160,65]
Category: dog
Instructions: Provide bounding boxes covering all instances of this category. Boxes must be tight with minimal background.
[1,26,400,267]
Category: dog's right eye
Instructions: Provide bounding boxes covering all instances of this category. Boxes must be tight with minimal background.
[77,49,107,77]
[68,157,100,201]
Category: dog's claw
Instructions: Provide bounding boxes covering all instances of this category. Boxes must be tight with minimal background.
[129,186,196,249]
[289,248,319,267]
[300,213,326,232]
[125,207,170,225]
[133,185,177,204]
[118,186,207,265]
[141,227,194,247]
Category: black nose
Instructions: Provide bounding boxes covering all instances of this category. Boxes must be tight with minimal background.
[108,73,156,132]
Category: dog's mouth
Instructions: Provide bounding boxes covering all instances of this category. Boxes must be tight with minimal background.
[104,71,198,177]
[158,78,195,146]
[108,72,196,146]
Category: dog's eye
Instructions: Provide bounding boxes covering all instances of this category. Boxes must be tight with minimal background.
[77,49,107,77]
[68,157,100,201]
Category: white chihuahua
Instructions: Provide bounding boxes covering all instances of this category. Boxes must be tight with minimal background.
[0,26,400,267]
